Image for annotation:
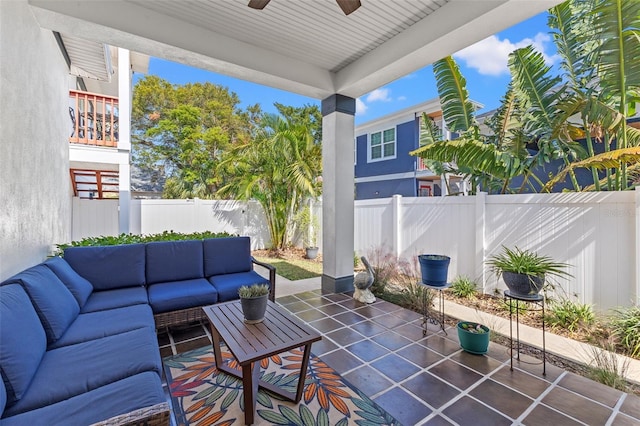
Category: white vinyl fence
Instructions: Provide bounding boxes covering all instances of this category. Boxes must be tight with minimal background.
[72,190,640,311]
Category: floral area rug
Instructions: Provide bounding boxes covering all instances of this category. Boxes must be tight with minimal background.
[164,345,401,425]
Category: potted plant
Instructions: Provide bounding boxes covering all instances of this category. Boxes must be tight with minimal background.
[295,204,319,259]
[418,254,450,286]
[487,246,571,299]
[238,284,270,324]
[457,321,490,354]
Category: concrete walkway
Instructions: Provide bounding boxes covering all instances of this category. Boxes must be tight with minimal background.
[256,267,640,385]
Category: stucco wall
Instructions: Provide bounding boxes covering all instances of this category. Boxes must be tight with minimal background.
[0,0,71,280]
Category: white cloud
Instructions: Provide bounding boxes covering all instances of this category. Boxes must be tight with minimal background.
[366,88,391,103]
[454,33,558,77]
[355,98,367,116]
[397,96,407,102]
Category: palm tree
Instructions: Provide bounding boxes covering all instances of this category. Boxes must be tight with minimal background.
[412,0,640,193]
[218,113,321,250]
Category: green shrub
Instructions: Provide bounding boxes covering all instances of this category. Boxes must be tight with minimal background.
[450,276,478,299]
[500,299,529,315]
[55,230,234,256]
[586,342,630,392]
[609,305,640,357]
[400,282,435,313]
[545,299,595,333]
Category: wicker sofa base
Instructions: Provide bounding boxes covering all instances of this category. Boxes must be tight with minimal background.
[90,402,170,426]
[154,306,208,329]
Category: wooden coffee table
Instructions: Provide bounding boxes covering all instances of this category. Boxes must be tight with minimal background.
[203,300,322,425]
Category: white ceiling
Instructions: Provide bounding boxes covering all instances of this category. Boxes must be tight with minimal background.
[30,0,561,100]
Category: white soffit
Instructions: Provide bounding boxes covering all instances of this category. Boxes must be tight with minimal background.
[29,0,562,99]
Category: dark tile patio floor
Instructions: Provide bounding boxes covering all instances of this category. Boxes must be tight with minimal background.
[158,290,640,425]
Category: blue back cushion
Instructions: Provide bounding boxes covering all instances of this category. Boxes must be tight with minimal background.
[44,256,93,308]
[203,237,252,276]
[64,244,146,290]
[8,265,80,344]
[146,240,204,284]
[0,285,47,405]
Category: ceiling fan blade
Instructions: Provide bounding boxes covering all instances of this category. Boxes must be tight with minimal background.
[337,0,361,15]
[248,0,271,10]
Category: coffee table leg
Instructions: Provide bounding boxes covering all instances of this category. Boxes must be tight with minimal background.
[242,361,261,425]
[210,324,224,367]
[295,344,313,403]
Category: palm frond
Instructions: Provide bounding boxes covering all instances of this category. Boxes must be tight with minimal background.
[543,147,640,191]
[433,56,477,133]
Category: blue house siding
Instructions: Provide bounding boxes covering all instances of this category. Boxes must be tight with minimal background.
[355,119,418,178]
[356,178,416,199]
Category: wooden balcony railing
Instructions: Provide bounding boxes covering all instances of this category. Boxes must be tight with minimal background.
[69,90,119,147]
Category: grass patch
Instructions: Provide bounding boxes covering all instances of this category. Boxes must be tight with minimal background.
[254,257,322,281]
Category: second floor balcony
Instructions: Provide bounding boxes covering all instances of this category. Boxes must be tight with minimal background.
[69,90,119,148]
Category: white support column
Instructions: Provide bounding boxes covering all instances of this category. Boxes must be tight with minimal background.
[392,194,402,259]
[321,94,355,293]
[117,47,131,234]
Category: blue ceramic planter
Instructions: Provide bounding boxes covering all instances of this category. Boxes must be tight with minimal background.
[418,254,450,286]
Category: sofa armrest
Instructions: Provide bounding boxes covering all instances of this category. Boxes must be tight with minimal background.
[252,257,276,302]
[90,402,170,426]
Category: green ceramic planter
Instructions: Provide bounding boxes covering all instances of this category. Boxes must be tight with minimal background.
[457,321,490,354]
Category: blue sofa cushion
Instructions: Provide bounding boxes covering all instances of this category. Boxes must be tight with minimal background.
[0,285,47,406]
[146,240,204,284]
[49,304,155,349]
[4,327,161,416]
[0,372,165,426]
[0,374,6,415]
[147,278,218,314]
[208,271,270,302]
[64,244,146,290]
[80,287,148,313]
[203,237,252,276]
[44,256,93,307]
[8,265,79,344]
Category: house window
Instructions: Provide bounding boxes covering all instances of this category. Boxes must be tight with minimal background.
[369,128,396,161]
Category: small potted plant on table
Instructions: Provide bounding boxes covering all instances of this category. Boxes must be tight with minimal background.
[487,246,571,299]
[238,284,270,324]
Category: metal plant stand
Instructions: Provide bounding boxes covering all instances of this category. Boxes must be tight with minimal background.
[504,290,546,375]
[420,282,451,336]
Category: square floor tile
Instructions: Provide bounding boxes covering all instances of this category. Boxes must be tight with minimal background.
[371,330,412,351]
[611,413,640,426]
[469,379,533,419]
[319,349,363,374]
[325,327,365,347]
[346,339,388,362]
[311,338,339,356]
[450,351,503,375]
[403,372,459,409]
[391,307,423,322]
[349,320,387,337]
[353,305,386,319]
[323,293,350,302]
[394,323,428,341]
[542,385,612,425]
[420,335,461,356]
[302,297,334,308]
[443,396,511,426]
[523,403,583,425]
[317,303,348,316]
[333,311,367,326]
[343,365,394,397]
[397,344,444,368]
[309,317,343,333]
[558,372,623,408]
[620,394,640,420]
[429,359,482,390]
[371,300,403,314]
[295,308,327,322]
[371,353,421,382]
[276,295,299,305]
[374,387,432,426]
[371,313,408,329]
[490,365,549,399]
[283,300,313,313]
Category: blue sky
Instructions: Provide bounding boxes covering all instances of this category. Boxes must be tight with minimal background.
[133,11,556,125]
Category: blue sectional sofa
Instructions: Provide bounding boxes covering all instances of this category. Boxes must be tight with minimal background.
[0,237,275,425]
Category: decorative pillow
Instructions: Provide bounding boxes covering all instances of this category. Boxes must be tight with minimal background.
[203,237,252,276]
[64,244,146,290]
[0,284,47,405]
[44,256,93,308]
[9,265,80,344]
[146,240,204,284]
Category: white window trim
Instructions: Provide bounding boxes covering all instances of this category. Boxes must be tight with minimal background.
[367,127,397,163]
